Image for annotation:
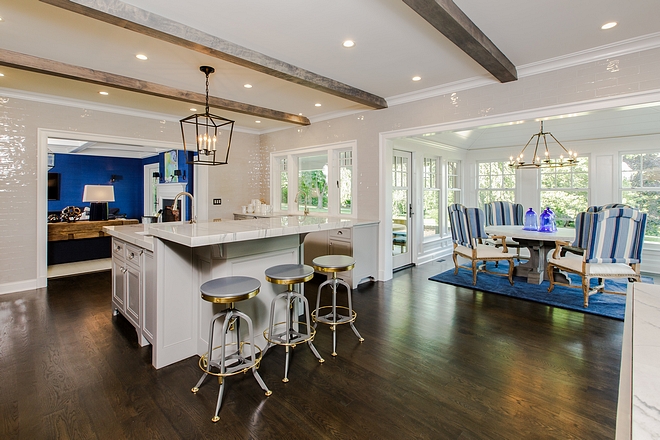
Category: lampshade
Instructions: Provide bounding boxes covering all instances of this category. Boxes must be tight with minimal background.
[82,185,115,202]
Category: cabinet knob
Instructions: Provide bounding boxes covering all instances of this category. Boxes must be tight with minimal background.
[128,253,135,260]
[337,230,343,235]
[120,266,127,273]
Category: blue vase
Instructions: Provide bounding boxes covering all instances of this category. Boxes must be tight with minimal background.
[523,208,538,231]
[546,206,557,232]
[539,208,554,233]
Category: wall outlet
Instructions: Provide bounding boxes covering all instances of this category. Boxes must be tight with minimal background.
[213,198,222,205]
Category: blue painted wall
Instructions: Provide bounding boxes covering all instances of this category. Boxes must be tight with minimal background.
[48,151,193,220]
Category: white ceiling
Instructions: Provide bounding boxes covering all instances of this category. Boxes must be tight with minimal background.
[2,0,660,157]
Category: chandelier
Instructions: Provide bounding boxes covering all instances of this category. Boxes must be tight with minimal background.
[509,121,578,169]
[180,66,235,166]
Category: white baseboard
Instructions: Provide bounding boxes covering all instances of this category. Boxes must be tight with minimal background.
[0,279,40,296]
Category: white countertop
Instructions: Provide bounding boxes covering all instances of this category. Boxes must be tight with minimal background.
[105,216,378,248]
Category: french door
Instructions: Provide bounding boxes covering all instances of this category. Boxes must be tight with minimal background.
[392,150,413,268]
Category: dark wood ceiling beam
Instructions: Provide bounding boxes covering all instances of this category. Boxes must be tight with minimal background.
[0,49,310,126]
[402,0,517,83]
[39,0,388,110]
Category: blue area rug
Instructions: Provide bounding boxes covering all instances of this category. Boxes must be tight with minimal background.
[429,261,653,320]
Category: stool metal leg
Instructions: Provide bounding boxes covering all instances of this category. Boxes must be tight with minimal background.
[338,278,363,342]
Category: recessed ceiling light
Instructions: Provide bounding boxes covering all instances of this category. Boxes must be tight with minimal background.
[135,54,148,60]
[343,40,355,48]
[412,76,421,81]
[0,73,4,77]
[255,120,261,123]
[190,108,197,112]
[99,91,109,95]
[244,84,253,88]
[315,103,322,107]
[601,22,617,30]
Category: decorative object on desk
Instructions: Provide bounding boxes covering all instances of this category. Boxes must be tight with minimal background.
[60,205,82,223]
[538,207,557,232]
[509,121,578,169]
[180,66,235,166]
[82,184,115,221]
[110,174,122,183]
[164,150,178,182]
[429,261,653,320]
[523,207,538,231]
[173,169,182,182]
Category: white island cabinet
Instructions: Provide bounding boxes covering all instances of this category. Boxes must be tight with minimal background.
[105,216,378,370]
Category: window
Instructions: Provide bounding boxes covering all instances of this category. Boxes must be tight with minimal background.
[477,161,515,206]
[298,153,328,214]
[423,157,440,237]
[272,142,356,217]
[339,150,353,215]
[540,158,589,227]
[446,160,460,234]
[621,152,660,243]
[278,158,288,211]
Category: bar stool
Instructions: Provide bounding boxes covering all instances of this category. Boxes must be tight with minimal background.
[312,255,364,357]
[264,264,324,382]
[191,276,272,422]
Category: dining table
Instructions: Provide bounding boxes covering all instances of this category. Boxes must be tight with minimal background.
[485,225,575,285]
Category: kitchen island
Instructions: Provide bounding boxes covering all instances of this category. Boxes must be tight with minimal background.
[105,216,378,369]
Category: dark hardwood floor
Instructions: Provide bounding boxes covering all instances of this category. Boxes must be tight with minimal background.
[0,260,623,439]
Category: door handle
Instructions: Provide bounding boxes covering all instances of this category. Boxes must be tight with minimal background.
[409,203,413,218]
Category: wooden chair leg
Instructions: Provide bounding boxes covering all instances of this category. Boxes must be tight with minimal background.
[453,253,459,275]
[471,260,478,285]
[547,263,555,292]
[582,276,590,307]
[506,259,514,285]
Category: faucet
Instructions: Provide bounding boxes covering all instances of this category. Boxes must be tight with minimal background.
[294,191,309,216]
[173,191,196,223]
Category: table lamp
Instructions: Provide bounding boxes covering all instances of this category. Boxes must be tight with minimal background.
[83,185,115,221]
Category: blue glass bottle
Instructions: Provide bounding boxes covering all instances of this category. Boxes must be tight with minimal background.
[539,208,554,233]
[523,208,538,231]
[546,206,557,232]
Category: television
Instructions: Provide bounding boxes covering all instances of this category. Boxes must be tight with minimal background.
[48,173,61,201]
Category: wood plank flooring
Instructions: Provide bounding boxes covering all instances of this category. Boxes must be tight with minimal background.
[0,260,623,439]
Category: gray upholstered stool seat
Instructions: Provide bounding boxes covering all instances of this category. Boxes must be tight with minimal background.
[312,255,363,357]
[192,276,271,422]
[264,264,324,382]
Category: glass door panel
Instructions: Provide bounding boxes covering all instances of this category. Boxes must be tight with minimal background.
[392,150,412,268]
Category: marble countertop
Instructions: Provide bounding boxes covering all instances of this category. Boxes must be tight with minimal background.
[105,216,378,248]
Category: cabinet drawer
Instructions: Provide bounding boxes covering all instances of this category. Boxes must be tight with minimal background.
[112,238,126,259]
[125,244,143,269]
[329,228,351,240]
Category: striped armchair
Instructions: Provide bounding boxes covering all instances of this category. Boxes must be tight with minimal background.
[547,207,647,307]
[484,201,524,226]
[484,201,525,259]
[562,203,633,257]
[448,204,517,285]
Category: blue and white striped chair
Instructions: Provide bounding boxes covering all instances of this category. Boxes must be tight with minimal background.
[448,204,516,285]
[484,201,524,226]
[547,207,647,307]
[484,201,525,259]
[562,203,633,256]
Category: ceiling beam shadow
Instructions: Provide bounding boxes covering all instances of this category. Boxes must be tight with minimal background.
[0,49,310,126]
[39,0,389,110]
[402,0,517,83]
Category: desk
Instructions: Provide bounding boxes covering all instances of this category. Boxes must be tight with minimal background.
[48,219,139,265]
[485,225,574,284]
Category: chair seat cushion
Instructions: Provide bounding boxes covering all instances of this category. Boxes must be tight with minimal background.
[485,237,521,248]
[455,244,517,259]
[548,257,638,277]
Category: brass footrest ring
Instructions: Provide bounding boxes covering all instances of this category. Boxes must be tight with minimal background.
[263,322,315,346]
[311,306,357,326]
[197,341,263,378]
